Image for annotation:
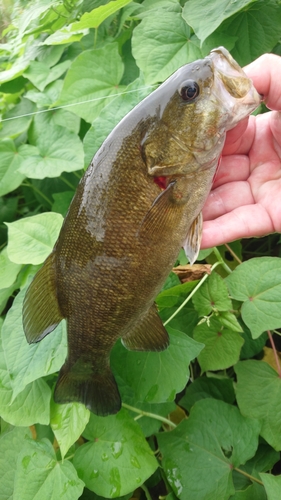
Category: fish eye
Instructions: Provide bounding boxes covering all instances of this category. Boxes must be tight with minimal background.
[179,80,200,101]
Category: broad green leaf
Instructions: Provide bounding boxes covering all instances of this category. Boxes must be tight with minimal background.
[70,0,133,30]
[6,212,63,265]
[83,76,154,166]
[57,44,124,123]
[132,8,202,83]
[192,272,232,316]
[179,376,235,412]
[0,98,35,140]
[52,191,74,216]
[222,2,281,66]
[16,0,54,36]
[0,377,51,427]
[50,401,90,459]
[0,248,22,290]
[75,408,157,497]
[43,27,89,45]
[0,426,32,500]
[259,474,281,500]
[25,80,63,107]
[226,257,281,337]
[13,438,84,500]
[231,443,279,499]
[156,281,199,335]
[240,324,267,360]
[1,286,67,398]
[218,311,243,333]
[182,0,256,44]
[111,327,203,403]
[0,140,34,197]
[235,360,281,450]
[18,114,84,179]
[0,57,30,84]
[42,108,80,134]
[158,399,261,500]
[36,44,65,67]
[23,60,71,91]
[193,317,244,372]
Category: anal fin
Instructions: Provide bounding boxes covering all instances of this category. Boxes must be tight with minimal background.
[54,358,121,416]
[23,252,63,343]
[122,303,169,352]
[183,212,203,265]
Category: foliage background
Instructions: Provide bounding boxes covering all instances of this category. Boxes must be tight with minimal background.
[1,0,281,499]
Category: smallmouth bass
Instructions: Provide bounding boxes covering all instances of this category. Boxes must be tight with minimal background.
[23,47,260,416]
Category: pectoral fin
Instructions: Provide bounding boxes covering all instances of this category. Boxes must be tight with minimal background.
[23,252,63,343]
[122,303,169,351]
[183,212,203,265]
[138,181,180,239]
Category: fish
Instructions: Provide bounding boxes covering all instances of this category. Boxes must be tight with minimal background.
[22,47,260,416]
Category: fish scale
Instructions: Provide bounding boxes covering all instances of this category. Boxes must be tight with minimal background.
[22,47,260,416]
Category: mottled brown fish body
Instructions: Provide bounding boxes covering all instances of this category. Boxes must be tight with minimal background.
[23,47,260,415]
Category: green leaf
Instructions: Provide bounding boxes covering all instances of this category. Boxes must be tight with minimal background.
[193,317,244,372]
[235,360,281,450]
[43,26,89,46]
[259,473,281,500]
[156,281,199,335]
[0,248,22,290]
[218,311,243,333]
[0,140,32,197]
[157,399,261,500]
[13,438,84,500]
[70,0,133,30]
[179,376,235,412]
[192,272,232,316]
[6,212,63,265]
[182,0,256,44]
[231,443,279,499]
[83,76,154,166]
[0,426,32,500]
[74,408,158,497]
[52,191,74,216]
[240,324,267,360]
[226,257,281,338]
[111,327,203,403]
[57,44,124,123]
[131,6,202,84]
[25,80,63,107]
[1,286,67,399]
[50,401,90,459]
[23,60,71,91]
[0,98,35,140]
[222,2,281,66]
[18,114,84,179]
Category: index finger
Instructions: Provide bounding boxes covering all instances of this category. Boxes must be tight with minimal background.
[244,53,281,111]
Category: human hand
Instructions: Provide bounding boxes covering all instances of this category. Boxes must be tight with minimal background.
[201,53,281,249]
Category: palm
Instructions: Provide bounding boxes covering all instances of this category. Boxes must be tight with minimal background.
[201,53,281,248]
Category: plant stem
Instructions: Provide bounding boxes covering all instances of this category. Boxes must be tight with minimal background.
[234,467,264,486]
[267,330,281,378]
[122,403,176,429]
[60,175,76,190]
[22,182,53,206]
[225,243,242,264]
[163,261,220,326]
[141,484,153,500]
[213,247,232,274]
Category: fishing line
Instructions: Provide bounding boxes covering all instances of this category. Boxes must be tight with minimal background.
[0,85,157,123]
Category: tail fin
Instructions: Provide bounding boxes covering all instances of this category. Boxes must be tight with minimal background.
[54,360,121,416]
[23,252,63,343]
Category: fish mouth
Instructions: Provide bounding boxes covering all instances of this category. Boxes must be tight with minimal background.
[209,47,261,129]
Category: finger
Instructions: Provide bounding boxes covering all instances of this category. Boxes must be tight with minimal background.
[203,181,254,221]
[201,204,275,248]
[212,155,250,189]
[244,54,281,111]
[223,115,256,155]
